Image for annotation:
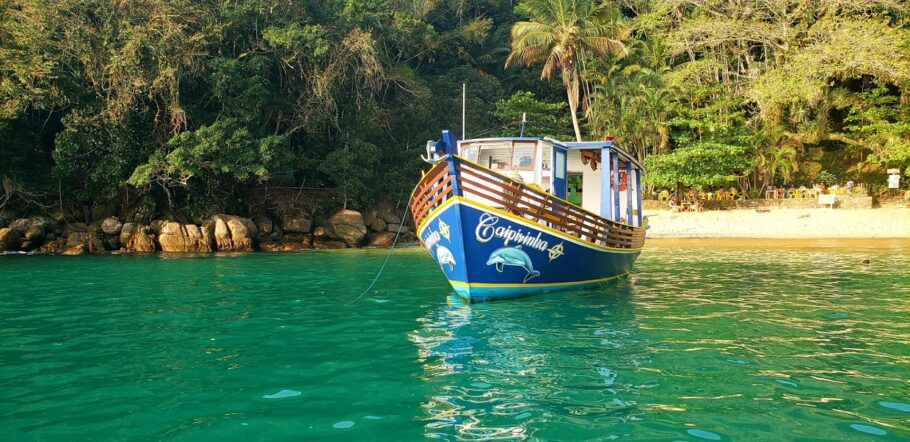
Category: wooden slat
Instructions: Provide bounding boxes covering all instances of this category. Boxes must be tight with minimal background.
[458,176,605,243]
[456,164,610,234]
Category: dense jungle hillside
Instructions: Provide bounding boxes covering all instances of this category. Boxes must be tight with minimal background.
[2,0,908,224]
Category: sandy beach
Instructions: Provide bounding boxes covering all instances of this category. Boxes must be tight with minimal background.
[644,207,910,238]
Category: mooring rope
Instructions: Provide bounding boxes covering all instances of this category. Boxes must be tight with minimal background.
[347,193,416,305]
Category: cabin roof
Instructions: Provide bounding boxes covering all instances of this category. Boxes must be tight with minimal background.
[458,136,644,171]
[565,141,643,171]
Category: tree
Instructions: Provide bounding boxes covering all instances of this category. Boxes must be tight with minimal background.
[128,118,290,209]
[506,0,629,141]
[493,91,573,139]
[643,142,753,190]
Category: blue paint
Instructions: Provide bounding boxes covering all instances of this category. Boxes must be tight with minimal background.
[612,152,620,223]
[552,145,567,199]
[635,170,643,226]
[687,429,722,440]
[436,130,458,156]
[446,154,462,197]
[625,160,633,224]
[418,199,640,302]
[601,147,613,220]
[850,424,887,436]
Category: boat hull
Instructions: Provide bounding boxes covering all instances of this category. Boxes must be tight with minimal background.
[417,196,641,302]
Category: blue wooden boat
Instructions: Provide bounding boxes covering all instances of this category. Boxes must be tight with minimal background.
[410,131,646,302]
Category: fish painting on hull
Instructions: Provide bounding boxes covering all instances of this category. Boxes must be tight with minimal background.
[436,245,456,270]
[486,246,540,283]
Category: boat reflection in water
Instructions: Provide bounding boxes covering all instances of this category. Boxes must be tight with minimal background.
[407,281,650,440]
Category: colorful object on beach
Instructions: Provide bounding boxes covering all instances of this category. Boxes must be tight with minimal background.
[410,132,646,302]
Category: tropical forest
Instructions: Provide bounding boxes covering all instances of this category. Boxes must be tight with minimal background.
[2,0,909,223]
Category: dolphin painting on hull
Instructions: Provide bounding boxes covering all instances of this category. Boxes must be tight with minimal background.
[486,246,540,283]
[436,245,456,270]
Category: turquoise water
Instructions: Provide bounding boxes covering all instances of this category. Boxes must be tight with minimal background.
[1,241,909,440]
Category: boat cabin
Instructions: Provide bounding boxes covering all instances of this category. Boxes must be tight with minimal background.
[456,137,644,227]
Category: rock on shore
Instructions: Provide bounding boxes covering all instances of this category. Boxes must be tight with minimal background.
[324,210,368,247]
[158,222,213,252]
[0,204,415,255]
[211,215,257,252]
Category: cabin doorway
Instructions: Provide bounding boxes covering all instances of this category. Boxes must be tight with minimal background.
[567,173,583,205]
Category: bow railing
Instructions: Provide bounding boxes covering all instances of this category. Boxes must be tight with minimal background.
[410,156,645,249]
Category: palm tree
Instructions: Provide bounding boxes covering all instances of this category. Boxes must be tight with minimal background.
[754,126,801,189]
[506,0,629,141]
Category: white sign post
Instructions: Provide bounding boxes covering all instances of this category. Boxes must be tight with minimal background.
[887,169,901,189]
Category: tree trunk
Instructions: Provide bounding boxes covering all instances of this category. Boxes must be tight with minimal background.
[564,66,583,142]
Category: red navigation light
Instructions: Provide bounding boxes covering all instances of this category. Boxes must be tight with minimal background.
[603,135,616,142]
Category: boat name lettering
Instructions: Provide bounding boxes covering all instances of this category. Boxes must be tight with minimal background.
[475,213,548,252]
[423,230,441,249]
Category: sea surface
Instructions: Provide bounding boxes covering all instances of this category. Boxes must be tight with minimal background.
[1,240,909,440]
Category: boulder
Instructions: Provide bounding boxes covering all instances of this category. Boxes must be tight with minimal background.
[119,223,156,252]
[255,217,275,236]
[36,239,67,254]
[379,209,401,225]
[102,236,120,251]
[10,216,59,238]
[363,211,379,229]
[62,244,87,255]
[149,220,165,235]
[101,217,123,235]
[367,231,397,248]
[209,215,257,252]
[260,235,314,252]
[324,210,368,246]
[386,223,410,234]
[66,231,104,253]
[369,217,387,232]
[62,222,88,237]
[314,239,348,249]
[23,225,46,244]
[158,221,213,252]
[313,226,328,239]
[0,228,22,251]
[281,216,312,234]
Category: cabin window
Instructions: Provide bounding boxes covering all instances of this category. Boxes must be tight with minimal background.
[462,146,479,163]
[509,142,536,171]
[554,149,566,179]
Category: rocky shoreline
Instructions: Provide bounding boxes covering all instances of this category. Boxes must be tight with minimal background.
[0,207,415,255]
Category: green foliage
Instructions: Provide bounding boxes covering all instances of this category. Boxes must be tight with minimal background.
[835,83,910,169]
[507,0,630,140]
[53,111,141,203]
[128,118,290,199]
[3,0,910,217]
[816,170,837,186]
[643,142,753,189]
[319,140,381,210]
[493,91,573,139]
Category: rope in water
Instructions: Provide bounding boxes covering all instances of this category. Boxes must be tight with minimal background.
[347,191,416,305]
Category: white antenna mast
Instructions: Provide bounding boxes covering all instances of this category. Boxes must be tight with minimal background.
[461,83,466,140]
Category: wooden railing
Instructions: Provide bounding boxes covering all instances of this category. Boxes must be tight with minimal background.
[410,156,645,249]
[410,161,454,226]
